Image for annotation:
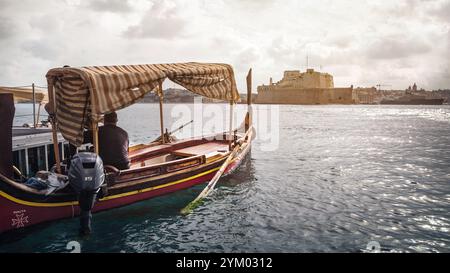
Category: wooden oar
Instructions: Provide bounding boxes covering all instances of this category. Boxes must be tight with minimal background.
[180,145,240,215]
[181,127,252,215]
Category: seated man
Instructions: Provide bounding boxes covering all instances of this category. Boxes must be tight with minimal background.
[84,112,130,170]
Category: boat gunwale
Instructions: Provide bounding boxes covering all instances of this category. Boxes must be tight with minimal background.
[0,138,249,207]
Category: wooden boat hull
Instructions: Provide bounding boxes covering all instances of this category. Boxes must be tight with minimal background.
[0,133,252,234]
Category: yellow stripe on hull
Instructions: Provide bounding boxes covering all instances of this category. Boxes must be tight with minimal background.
[0,166,221,208]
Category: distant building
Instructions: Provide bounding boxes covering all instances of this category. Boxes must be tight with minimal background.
[140,88,198,103]
[256,69,354,104]
[202,93,255,104]
[354,87,379,104]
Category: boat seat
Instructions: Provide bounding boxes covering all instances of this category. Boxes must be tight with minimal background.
[173,141,229,156]
[128,144,172,163]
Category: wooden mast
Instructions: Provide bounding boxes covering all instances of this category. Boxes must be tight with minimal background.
[245,68,252,131]
[32,83,36,127]
[158,82,165,144]
[228,100,234,150]
[47,80,61,173]
[36,103,42,127]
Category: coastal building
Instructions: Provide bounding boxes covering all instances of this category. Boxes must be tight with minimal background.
[354,87,379,104]
[203,93,254,104]
[256,69,355,104]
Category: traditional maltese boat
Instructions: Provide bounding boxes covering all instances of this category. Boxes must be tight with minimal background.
[0,63,254,234]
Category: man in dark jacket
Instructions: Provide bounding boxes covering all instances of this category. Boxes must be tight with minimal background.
[84,112,130,170]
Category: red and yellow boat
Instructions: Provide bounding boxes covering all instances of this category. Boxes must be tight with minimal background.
[0,63,254,234]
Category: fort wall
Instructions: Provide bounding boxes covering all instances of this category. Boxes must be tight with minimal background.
[256,87,354,104]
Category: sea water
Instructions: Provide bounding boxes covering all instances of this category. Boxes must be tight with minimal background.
[1,103,449,253]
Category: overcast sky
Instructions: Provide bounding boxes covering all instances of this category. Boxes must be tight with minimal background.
[0,0,449,91]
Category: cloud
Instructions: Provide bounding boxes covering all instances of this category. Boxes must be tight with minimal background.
[0,16,17,40]
[0,0,448,90]
[88,0,133,13]
[428,0,450,23]
[228,0,277,10]
[328,36,352,49]
[124,0,188,39]
[366,36,432,60]
[21,40,64,61]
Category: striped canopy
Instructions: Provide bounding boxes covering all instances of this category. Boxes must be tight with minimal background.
[0,87,48,103]
[45,62,239,146]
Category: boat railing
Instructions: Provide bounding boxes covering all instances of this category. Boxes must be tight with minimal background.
[129,138,208,163]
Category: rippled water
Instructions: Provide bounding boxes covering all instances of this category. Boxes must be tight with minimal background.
[2,104,450,253]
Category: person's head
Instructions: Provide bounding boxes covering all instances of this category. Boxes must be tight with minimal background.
[44,102,54,115]
[104,112,118,125]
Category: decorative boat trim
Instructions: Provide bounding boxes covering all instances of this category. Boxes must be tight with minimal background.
[0,161,241,208]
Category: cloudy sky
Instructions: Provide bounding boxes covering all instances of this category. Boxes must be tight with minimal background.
[0,0,449,91]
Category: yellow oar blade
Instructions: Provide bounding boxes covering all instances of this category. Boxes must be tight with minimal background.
[180,198,204,215]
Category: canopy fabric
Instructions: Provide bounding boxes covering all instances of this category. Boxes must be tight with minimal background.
[45,62,240,146]
[0,87,48,103]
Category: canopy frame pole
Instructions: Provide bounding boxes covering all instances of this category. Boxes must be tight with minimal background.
[36,103,42,128]
[47,80,61,173]
[158,82,165,144]
[92,119,99,154]
[32,83,36,127]
[229,100,234,150]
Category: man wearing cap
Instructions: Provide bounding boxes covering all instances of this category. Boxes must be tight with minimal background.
[84,112,130,170]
